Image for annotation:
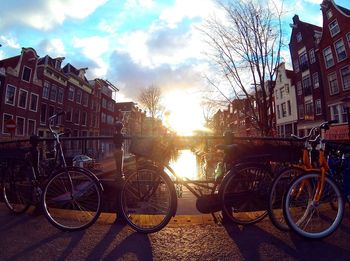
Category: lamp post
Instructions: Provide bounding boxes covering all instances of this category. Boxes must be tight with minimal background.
[341,96,350,140]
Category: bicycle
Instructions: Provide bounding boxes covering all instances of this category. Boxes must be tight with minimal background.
[1,112,103,231]
[282,121,349,239]
[119,137,274,233]
[267,122,329,231]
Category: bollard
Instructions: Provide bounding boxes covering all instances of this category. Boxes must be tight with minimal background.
[113,121,126,223]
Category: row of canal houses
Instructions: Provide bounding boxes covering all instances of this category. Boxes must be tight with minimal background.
[213,0,350,141]
[0,48,163,158]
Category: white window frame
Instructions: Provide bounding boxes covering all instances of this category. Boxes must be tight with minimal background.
[76,90,82,104]
[68,86,75,101]
[329,19,340,37]
[323,46,334,69]
[312,72,319,89]
[326,10,333,19]
[21,66,32,83]
[50,84,57,102]
[57,87,64,104]
[17,89,28,109]
[43,81,50,100]
[27,119,36,136]
[315,99,322,115]
[5,84,16,106]
[328,72,339,95]
[2,113,13,134]
[29,93,39,112]
[334,38,347,62]
[40,103,47,125]
[15,116,25,136]
[340,65,350,91]
[309,49,316,64]
[296,32,302,42]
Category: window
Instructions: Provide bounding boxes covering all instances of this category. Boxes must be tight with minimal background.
[40,103,47,124]
[296,32,302,42]
[309,49,316,64]
[305,101,314,119]
[277,105,280,119]
[287,101,291,116]
[302,75,312,96]
[298,105,304,119]
[323,47,334,68]
[328,73,339,95]
[81,111,87,126]
[341,66,350,91]
[27,119,36,136]
[102,98,107,108]
[18,89,28,109]
[73,109,80,124]
[50,85,57,101]
[76,90,82,104]
[293,59,300,73]
[275,90,278,100]
[315,99,322,115]
[68,86,74,101]
[66,107,72,122]
[341,105,348,122]
[5,85,16,105]
[2,114,13,134]
[312,72,319,88]
[335,39,347,62]
[347,33,350,48]
[280,87,285,99]
[22,66,31,82]
[101,112,106,123]
[297,81,302,95]
[299,51,308,71]
[285,84,290,94]
[16,117,25,136]
[331,105,340,122]
[43,81,50,99]
[82,93,89,107]
[329,20,340,37]
[48,105,55,118]
[281,103,287,117]
[29,93,38,112]
[326,10,333,19]
[57,88,64,104]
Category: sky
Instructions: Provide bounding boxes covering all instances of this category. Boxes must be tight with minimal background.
[0,0,349,134]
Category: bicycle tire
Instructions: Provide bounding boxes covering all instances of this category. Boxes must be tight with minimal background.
[283,171,344,239]
[220,162,273,225]
[2,160,32,214]
[42,167,102,231]
[120,166,177,233]
[268,166,306,231]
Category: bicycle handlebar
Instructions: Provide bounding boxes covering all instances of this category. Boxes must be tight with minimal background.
[290,120,337,141]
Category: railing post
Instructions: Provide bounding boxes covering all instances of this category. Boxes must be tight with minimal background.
[29,135,40,173]
[113,121,126,223]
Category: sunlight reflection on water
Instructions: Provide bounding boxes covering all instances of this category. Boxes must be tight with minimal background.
[170,149,199,180]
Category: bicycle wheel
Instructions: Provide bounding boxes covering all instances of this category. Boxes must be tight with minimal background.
[268,166,306,231]
[283,172,344,239]
[220,163,273,225]
[120,167,177,233]
[2,161,32,214]
[42,167,102,231]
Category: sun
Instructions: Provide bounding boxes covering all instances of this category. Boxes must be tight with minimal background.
[163,91,205,136]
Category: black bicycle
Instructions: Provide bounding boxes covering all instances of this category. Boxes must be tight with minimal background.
[1,112,103,231]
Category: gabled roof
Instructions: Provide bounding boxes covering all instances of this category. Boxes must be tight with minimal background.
[0,55,20,68]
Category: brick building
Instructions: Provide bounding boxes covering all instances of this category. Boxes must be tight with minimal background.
[289,15,326,136]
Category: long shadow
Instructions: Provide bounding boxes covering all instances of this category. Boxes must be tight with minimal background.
[223,220,350,260]
[102,232,152,261]
[8,230,86,260]
[0,214,33,232]
[86,223,125,260]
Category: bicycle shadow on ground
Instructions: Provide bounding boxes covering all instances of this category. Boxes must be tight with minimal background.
[222,221,350,260]
[8,229,86,261]
[86,224,152,261]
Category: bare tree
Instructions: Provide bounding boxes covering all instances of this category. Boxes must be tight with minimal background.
[138,85,163,119]
[201,0,284,136]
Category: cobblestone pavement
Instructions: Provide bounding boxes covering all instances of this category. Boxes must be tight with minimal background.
[1,203,350,261]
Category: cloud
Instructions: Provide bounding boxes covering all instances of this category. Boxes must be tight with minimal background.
[0,35,20,49]
[38,38,66,57]
[0,0,107,31]
[107,50,206,101]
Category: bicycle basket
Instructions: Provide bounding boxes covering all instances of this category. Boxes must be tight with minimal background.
[129,137,175,163]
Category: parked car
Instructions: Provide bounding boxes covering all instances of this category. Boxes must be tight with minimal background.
[72,155,96,169]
